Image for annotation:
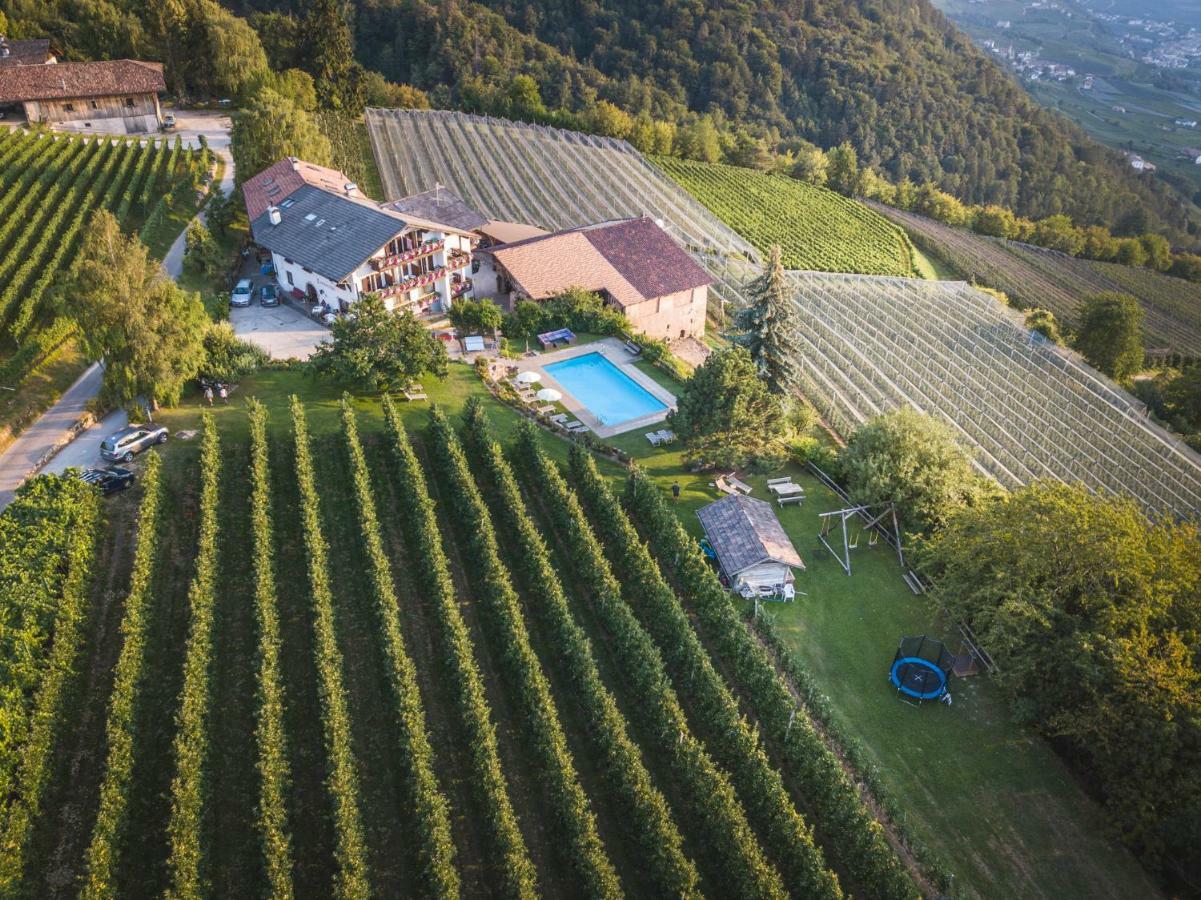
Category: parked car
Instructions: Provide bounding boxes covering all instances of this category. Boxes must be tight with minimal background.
[162,113,177,131]
[100,424,168,463]
[231,279,253,308]
[259,284,279,307]
[77,466,136,495]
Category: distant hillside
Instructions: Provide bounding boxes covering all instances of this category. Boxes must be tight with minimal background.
[655,158,917,277]
[871,201,1201,356]
[330,0,1197,241]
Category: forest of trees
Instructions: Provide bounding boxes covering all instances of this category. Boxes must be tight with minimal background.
[3,0,1197,248]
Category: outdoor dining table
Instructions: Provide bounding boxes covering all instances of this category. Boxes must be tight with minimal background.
[769,481,805,497]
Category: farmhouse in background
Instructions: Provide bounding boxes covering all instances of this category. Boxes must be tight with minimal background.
[243,158,478,316]
[480,217,712,339]
[0,58,165,133]
[697,494,805,594]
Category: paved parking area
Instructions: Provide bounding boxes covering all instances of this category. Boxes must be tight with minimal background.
[230,300,329,360]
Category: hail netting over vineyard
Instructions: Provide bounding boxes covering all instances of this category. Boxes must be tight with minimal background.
[364,108,761,309]
[786,272,1201,518]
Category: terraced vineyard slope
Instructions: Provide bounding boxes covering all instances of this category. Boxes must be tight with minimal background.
[783,271,1201,519]
[365,108,761,309]
[11,401,925,898]
[870,202,1201,356]
[0,130,201,433]
[655,158,916,277]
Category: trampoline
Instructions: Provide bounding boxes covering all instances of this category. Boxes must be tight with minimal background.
[889,636,954,703]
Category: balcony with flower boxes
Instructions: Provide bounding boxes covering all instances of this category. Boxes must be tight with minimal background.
[446,248,472,271]
[377,267,449,299]
[371,239,445,270]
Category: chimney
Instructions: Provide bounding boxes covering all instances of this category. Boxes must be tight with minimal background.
[267,206,282,226]
[0,37,9,59]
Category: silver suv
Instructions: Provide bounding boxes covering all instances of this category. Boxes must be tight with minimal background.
[100,423,168,463]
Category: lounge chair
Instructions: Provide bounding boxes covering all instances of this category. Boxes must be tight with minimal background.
[624,340,641,355]
[549,413,569,424]
[567,421,589,432]
[535,404,556,415]
[655,429,676,444]
[727,474,753,495]
[713,475,738,496]
[403,389,428,402]
[646,431,663,447]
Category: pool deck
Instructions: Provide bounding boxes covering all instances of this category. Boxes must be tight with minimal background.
[512,338,676,438]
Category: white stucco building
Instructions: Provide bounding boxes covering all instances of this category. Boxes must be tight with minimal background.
[243,158,477,315]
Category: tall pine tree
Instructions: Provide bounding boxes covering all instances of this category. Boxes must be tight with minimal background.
[306,0,366,112]
[734,245,800,395]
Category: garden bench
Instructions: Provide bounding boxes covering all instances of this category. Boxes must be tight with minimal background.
[778,493,805,507]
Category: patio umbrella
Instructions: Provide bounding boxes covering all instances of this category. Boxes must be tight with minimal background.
[536,388,562,402]
[515,370,541,384]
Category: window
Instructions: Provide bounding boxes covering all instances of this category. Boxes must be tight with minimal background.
[90,100,98,109]
[64,103,75,112]
[286,271,294,286]
[124,97,135,108]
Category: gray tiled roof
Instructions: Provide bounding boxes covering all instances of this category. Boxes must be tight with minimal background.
[696,494,804,575]
[385,187,488,232]
[249,184,406,282]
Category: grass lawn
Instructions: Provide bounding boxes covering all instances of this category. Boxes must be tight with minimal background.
[0,338,89,457]
[718,469,1157,899]
[131,360,1157,899]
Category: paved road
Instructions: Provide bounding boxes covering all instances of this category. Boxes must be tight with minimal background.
[0,112,239,512]
[0,364,123,509]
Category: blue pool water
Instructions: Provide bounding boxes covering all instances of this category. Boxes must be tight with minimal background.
[544,352,668,426]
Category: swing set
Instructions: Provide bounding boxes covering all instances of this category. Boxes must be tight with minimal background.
[817,503,904,575]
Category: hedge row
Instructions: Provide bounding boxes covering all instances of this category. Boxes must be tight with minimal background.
[380,398,537,899]
[289,396,371,900]
[115,141,156,223]
[0,136,88,262]
[0,133,68,228]
[164,415,221,899]
[623,467,921,899]
[10,138,132,337]
[460,401,703,899]
[0,475,100,815]
[427,404,621,899]
[0,475,101,891]
[81,453,163,899]
[0,318,76,392]
[339,398,459,898]
[567,446,843,899]
[246,401,295,900]
[0,137,115,328]
[512,422,786,900]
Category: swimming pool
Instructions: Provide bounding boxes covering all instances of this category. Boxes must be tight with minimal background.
[544,352,669,426]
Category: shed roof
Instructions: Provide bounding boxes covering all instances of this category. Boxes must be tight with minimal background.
[477,220,549,244]
[249,184,408,283]
[385,187,488,232]
[483,217,711,307]
[0,59,164,103]
[696,494,804,576]
[0,39,53,67]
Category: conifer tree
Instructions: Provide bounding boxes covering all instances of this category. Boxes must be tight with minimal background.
[734,245,800,396]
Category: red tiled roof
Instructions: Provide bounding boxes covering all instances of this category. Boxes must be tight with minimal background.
[484,217,711,307]
[241,157,360,221]
[0,59,164,103]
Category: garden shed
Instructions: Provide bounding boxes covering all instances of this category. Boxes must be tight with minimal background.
[697,494,804,593]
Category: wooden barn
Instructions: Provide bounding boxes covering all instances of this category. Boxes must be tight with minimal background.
[0,59,165,134]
